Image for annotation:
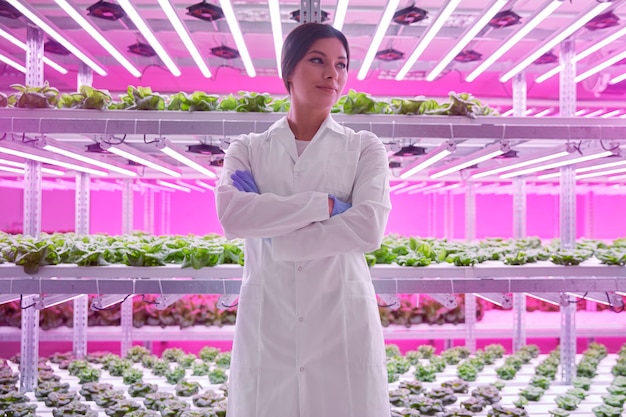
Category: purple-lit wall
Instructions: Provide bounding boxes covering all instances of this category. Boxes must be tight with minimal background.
[2,187,625,240]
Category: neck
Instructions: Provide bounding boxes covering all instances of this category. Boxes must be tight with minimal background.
[287,102,329,141]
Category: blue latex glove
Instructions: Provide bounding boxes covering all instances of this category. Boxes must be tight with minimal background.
[231,170,259,193]
[329,194,351,216]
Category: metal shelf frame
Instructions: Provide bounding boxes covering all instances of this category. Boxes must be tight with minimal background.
[2,109,626,142]
[0,262,625,295]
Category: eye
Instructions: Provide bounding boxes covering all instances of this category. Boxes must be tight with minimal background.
[309,57,323,64]
[337,62,347,70]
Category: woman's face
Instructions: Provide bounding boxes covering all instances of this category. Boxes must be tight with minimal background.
[288,37,348,112]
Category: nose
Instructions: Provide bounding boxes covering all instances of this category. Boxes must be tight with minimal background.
[324,64,338,80]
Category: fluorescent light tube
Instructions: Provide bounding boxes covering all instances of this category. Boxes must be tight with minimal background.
[609,173,626,180]
[333,0,350,31]
[91,294,133,310]
[600,110,621,118]
[41,139,137,177]
[104,143,181,178]
[268,0,283,78]
[430,144,507,179]
[526,293,566,307]
[394,182,426,195]
[117,0,181,77]
[408,182,445,194]
[576,159,626,174]
[399,142,455,179]
[0,157,64,175]
[0,141,107,176]
[0,51,25,73]
[501,150,614,178]
[397,0,463,81]
[534,108,553,117]
[157,180,191,192]
[5,0,106,76]
[466,0,562,82]
[357,0,400,81]
[54,0,141,77]
[471,150,570,179]
[156,139,216,178]
[500,1,612,83]
[610,70,626,85]
[219,0,256,77]
[0,27,67,74]
[35,294,82,310]
[536,24,626,84]
[576,166,626,180]
[500,108,514,117]
[176,180,205,192]
[577,47,626,84]
[389,181,409,192]
[424,182,460,194]
[195,180,215,190]
[575,109,591,117]
[157,0,210,78]
[0,166,24,174]
[583,109,606,118]
[0,295,20,306]
[425,0,507,82]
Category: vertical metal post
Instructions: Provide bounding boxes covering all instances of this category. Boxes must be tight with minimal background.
[122,179,133,234]
[300,0,322,23]
[164,192,171,235]
[512,73,527,117]
[120,297,133,357]
[559,37,577,385]
[512,178,527,352]
[73,64,94,359]
[20,25,44,394]
[73,173,90,358]
[144,188,155,234]
[464,181,476,353]
[121,179,134,355]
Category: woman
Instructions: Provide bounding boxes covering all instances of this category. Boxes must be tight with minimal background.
[216,22,391,417]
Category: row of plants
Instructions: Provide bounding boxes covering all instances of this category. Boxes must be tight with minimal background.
[3,232,626,274]
[3,342,625,417]
[1,82,499,118]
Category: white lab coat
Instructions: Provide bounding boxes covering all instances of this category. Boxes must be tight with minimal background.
[215,115,392,417]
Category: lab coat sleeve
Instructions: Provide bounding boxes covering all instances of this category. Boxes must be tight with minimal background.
[216,135,330,240]
[271,134,391,261]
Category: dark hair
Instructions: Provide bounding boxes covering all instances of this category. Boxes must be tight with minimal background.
[281,22,350,94]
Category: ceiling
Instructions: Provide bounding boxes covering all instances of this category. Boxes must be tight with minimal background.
[3,0,626,193]
[2,0,626,112]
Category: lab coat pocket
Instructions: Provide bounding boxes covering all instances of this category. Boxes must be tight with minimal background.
[325,151,359,202]
[344,281,386,364]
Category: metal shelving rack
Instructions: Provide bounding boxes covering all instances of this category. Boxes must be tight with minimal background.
[3,26,626,394]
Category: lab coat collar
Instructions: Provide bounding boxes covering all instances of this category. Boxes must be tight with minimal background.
[268,115,345,163]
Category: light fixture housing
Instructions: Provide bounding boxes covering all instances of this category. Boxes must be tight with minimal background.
[425,0,507,81]
[0,28,67,74]
[102,143,181,177]
[499,1,612,83]
[357,0,401,81]
[466,0,562,83]
[116,0,181,77]
[87,0,126,21]
[156,138,216,178]
[219,0,255,77]
[398,142,456,179]
[429,143,509,179]
[158,0,211,78]
[396,0,462,81]
[471,147,571,179]
[186,1,224,21]
[39,138,138,177]
[501,149,615,179]
[0,140,107,176]
[392,5,428,25]
[5,0,107,76]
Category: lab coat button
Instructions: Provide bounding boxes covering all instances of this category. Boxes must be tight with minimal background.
[298,317,303,322]
[298,267,303,272]
[299,367,305,372]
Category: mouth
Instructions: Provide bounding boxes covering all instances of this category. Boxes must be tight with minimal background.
[317,86,337,92]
